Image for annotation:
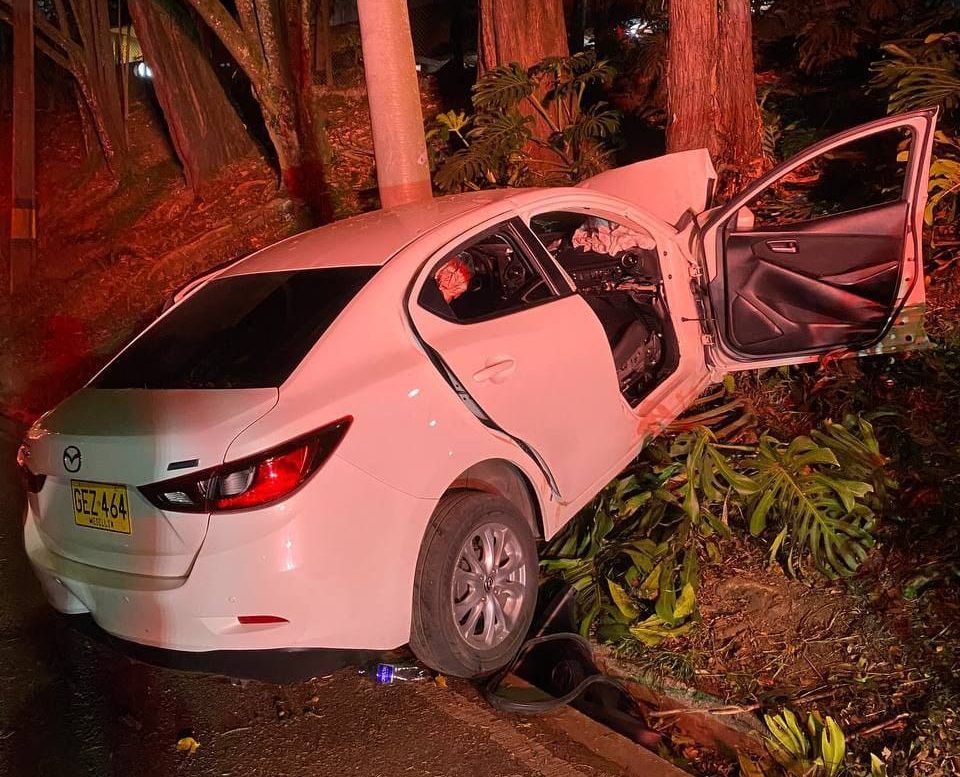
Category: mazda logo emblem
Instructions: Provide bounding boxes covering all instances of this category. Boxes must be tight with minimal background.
[63,446,82,473]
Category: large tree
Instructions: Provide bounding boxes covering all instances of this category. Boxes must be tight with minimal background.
[666,0,762,179]
[127,0,259,192]
[179,0,333,220]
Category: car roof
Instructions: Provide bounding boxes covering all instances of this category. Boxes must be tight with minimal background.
[220,189,522,277]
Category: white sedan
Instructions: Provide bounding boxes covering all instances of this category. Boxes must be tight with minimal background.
[18,110,935,677]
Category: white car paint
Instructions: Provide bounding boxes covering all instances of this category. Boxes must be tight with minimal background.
[20,110,936,653]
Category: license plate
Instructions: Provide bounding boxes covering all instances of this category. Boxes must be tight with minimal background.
[71,480,132,534]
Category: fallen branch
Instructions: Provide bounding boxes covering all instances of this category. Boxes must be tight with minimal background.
[649,702,762,719]
[854,712,910,738]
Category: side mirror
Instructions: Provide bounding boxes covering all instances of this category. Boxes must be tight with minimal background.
[734,206,756,231]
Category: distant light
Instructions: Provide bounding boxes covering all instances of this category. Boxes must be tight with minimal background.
[623,18,655,38]
[134,62,153,79]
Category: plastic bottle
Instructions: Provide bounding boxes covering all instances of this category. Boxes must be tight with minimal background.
[359,661,432,684]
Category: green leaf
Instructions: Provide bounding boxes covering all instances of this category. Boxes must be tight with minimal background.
[764,709,809,762]
[870,753,888,777]
[639,561,663,599]
[655,562,678,624]
[674,583,697,620]
[621,491,652,516]
[821,717,846,777]
[607,579,640,620]
[472,63,535,110]
[579,599,601,638]
[747,431,878,578]
[628,614,694,645]
[750,489,776,536]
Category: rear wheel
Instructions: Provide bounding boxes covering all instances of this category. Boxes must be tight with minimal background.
[410,492,538,678]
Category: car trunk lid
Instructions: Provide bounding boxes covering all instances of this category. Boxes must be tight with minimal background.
[25,387,278,577]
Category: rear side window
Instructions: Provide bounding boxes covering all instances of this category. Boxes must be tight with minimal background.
[96,267,377,389]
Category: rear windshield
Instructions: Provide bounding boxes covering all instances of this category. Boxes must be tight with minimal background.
[96,267,378,389]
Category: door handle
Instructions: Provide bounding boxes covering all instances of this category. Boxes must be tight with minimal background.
[766,239,799,254]
[473,358,516,383]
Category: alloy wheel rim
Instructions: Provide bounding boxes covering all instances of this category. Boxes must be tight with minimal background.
[451,521,526,649]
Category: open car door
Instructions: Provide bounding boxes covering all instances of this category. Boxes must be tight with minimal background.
[697,109,937,372]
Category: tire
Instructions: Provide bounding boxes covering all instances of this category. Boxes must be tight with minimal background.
[410,491,539,678]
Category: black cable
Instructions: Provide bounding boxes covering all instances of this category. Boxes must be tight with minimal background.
[480,632,640,716]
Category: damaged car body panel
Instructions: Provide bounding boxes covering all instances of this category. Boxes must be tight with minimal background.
[577,148,719,229]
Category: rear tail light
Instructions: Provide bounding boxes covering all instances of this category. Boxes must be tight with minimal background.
[139,417,352,513]
[16,444,46,494]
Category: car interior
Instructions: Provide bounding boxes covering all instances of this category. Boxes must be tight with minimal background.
[529,211,679,406]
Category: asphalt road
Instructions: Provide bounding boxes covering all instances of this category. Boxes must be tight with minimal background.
[0,418,645,777]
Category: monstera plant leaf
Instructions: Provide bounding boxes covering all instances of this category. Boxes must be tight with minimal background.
[746,435,876,579]
[811,415,896,511]
[472,63,536,111]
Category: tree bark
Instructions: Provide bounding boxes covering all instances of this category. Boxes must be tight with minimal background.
[68,0,128,172]
[666,0,761,177]
[478,0,568,73]
[128,0,259,192]
[356,0,431,208]
[716,0,762,172]
[666,0,718,157]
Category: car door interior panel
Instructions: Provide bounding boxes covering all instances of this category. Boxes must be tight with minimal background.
[718,200,907,356]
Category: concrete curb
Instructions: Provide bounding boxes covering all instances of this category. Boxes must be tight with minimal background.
[594,647,767,761]
[502,675,692,777]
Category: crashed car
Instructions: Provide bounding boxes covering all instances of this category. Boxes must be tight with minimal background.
[18,110,936,677]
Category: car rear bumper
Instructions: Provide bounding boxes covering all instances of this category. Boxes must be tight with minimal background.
[24,453,437,652]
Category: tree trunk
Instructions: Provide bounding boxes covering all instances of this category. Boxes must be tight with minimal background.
[315,0,333,86]
[128,0,259,192]
[666,0,717,157]
[0,0,130,175]
[281,0,334,221]
[667,0,761,177]
[69,0,128,173]
[356,0,432,208]
[478,0,568,72]
[716,0,762,173]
